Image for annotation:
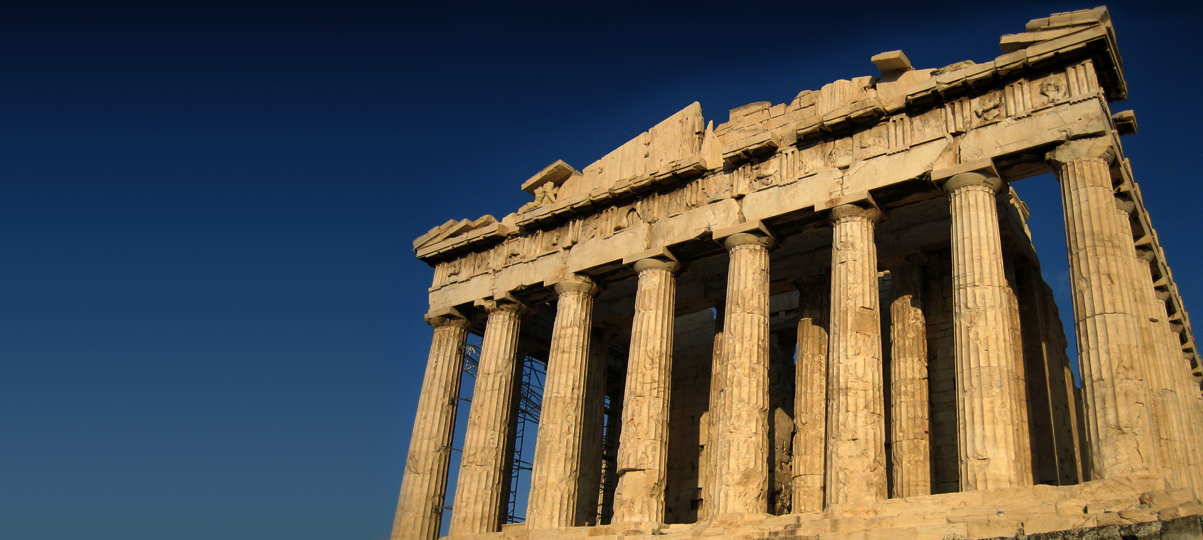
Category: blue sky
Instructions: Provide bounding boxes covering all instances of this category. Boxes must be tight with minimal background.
[1,2,1201,539]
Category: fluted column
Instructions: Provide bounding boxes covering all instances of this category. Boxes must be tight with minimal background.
[392,313,472,540]
[792,275,829,513]
[713,228,775,515]
[577,326,610,526]
[701,299,724,520]
[611,250,680,524]
[943,171,1027,490]
[825,204,886,505]
[1049,139,1159,479]
[528,275,602,529]
[887,257,930,498]
[1120,201,1203,491]
[448,297,528,536]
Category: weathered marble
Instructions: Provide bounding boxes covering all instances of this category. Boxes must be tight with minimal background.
[527,275,602,529]
[1049,139,1160,480]
[611,252,680,524]
[887,257,930,498]
[713,227,775,515]
[395,8,1203,540]
[792,275,828,513]
[392,314,472,540]
[825,204,886,506]
[448,298,528,536]
[944,171,1028,490]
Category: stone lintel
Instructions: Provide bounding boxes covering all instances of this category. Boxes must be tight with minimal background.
[521,159,581,195]
[871,50,912,75]
[1114,110,1138,136]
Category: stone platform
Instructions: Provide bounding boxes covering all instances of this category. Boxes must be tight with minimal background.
[470,477,1203,540]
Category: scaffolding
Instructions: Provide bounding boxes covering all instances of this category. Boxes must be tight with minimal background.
[444,336,545,526]
[506,354,544,523]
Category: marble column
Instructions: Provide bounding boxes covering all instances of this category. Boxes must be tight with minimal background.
[1048,139,1159,479]
[701,299,724,520]
[1121,203,1203,491]
[448,297,528,536]
[527,275,602,529]
[887,257,931,498]
[577,326,610,526]
[825,204,887,505]
[943,171,1028,490]
[1112,201,1180,485]
[391,312,472,540]
[612,250,680,524]
[792,275,829,513]
[714,227,775,515]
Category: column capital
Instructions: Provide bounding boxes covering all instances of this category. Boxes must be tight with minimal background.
[424,307,472,330]
[623,246,681,274]
[714,220,777,251]
[474,294,531,317]
[828,203,882,225]
[1114,198,1136,215]
[1047,137,1116,167]
[942,172,1003,194]
[549,274,603,297]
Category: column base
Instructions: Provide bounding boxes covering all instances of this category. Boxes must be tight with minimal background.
[444,476,1203,539]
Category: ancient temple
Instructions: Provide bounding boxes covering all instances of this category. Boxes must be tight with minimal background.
[393,7,1203,539]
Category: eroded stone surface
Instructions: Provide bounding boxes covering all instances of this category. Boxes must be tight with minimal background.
[392,7,1203,540]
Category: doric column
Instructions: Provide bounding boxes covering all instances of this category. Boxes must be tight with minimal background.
[1113,201,1180,485]
[611,248,680,524]
[941,170,1027,490]
[886,256,931,498]
[448,297,528,536]
[1120,200,1203,491]
[792,274,829,513]
[391,311,472,540]
[713,223,775,515]
[1048,139,1159,479]
[701,299,724,520]
[825,204,887,506]
[576,326,610,526]
[527,275,602,529]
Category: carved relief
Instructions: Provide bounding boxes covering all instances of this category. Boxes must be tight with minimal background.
[826,138,854,169]
[704,171,734,202]
[855,123,890,160]
[972,91,1004,126]
[796,144,822,178]
[518,182,559,213]
[1036,73,1067,107]
[910,108,945,144]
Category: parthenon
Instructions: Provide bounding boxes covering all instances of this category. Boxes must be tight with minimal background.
[393,7,1203,539]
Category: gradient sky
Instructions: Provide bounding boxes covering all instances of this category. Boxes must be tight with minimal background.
[2,2,1202,539]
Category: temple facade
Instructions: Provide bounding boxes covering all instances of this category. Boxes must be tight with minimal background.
[393,7,1203,539]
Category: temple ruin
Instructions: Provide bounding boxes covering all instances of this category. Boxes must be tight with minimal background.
[392,7,1203,539]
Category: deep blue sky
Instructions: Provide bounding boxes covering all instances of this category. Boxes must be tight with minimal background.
[2,2,1201,539]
